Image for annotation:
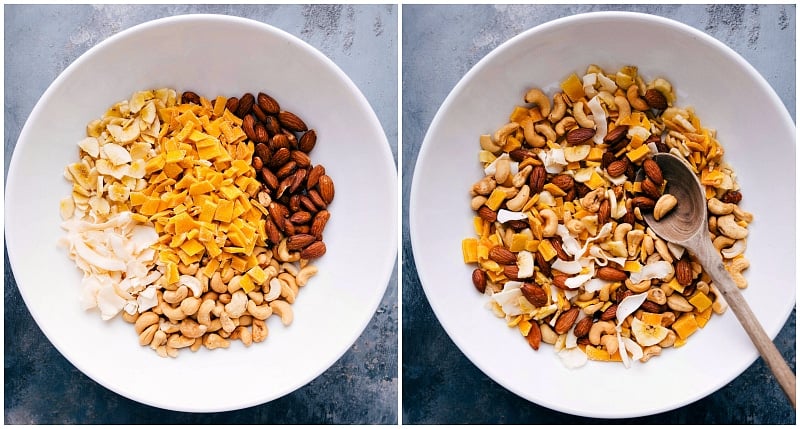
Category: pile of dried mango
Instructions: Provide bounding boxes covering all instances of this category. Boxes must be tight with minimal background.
[462,65,752,368]
[60,89,332,357]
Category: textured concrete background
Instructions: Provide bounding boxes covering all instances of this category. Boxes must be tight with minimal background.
[402,4,796,424]
[4,4,397,424]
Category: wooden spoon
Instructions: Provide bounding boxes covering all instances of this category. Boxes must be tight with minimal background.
[636,152,795,408]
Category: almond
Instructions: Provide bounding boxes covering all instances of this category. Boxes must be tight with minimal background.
[573,317,593,338]
[598,199,611,225]
[631,196,656,210]
[260,167,279,191]
[640,300,663,313]
[300,195,319,213]
[477,206,497,223]
[535,251,551,277]
[554,307,580,334]
[721,190,742,204]
[299,129,317,153]
[600,304,617,321]
[606,159,628,178]
[549,238,570,261]
[603,124,628,144]
[552,274,569,290]
[641,177,661,199]
[278,110,308,132]
[317,175,335,204]
[236,93,255,117]
[488,246,516,265]
[291,150,312,168]
[287,233,316,250]
[221,95,240,113]
[550,174,574,191]
[264,115,282,135]
[596,266,627,281]
[642,158,663,185]
[306,164,326,189]
[269,133,290,151]
[268,147,291,169]
[566,127,596,145]
[255,143,270,163]
[529,165,546,193]
[503,265,521,280]
[257,92,280,114]
[509,148,537,162]
[644,89,668,110]
[252,104,268,123]
[289,211,312,225]
[310,210,330,239]
[675,257,693,286]
[181,91,201,105]
[264,217,281,245]
[521,283,548,307]
[242,114,257,141]
[300,241,326,259]
[472,269,487,293]
[526,321,542,350]
[254,122,269,143]
[289,168,307,194]
[307,189,328,210]
[275,160,297,179]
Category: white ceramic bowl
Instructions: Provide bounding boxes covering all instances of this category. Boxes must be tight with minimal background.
[411,11,794,418]
[6,14,397,412]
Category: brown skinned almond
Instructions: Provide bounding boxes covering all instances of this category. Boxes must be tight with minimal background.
[596,266,627,281]
[521,283,548,307]
[488,246,516,265]
[257,92,280,114]
[526,321,542,350]
[310,210,330,240]
[573,317,593,338]
[278,111,308,132]
[554,307,580,334]
[472,269,487,293]
[566,127,596,145]
[300,241,326,259]
[287,234,316,250]
[318,175,335,204]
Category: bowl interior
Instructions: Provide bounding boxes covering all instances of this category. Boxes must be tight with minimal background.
[6,14,397,412]
[411,11,794,418]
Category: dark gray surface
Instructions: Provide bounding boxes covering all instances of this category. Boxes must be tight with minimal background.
[402,4,796,424]
[5,4,397,424]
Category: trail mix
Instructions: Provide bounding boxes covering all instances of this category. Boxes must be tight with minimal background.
[462,65,752,368]
[59,89,333,357]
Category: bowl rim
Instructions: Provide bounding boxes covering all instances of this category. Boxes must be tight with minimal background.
[410,10,795,418]
[6,12,397,412]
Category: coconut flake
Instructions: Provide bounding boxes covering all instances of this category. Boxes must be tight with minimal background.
[587,96,608,144]
[629,261,674,283]
[555,224,581,258]
[551,258,583,275]
[538,148,567,174]
[565,272,595,289]
[583,278,611,293]
[558,347,588,369]
[497,209,528,223]
[616,292,649,327]
[622,337,643,362]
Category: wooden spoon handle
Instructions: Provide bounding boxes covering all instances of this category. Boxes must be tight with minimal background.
[697,249,796,408]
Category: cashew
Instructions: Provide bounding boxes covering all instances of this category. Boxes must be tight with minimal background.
[589,320,616,345]
[494,157,511,184]
[696,281,710,295]
[599,283,611,303]
[138,324,158,346]
[658,330,677,348]
[160,301,187,321]
[203,333,230,350]
[583,302,604,315]
[565,218,585,235]
[177,262,199,275]
[647,288,667,305]
[522,119,545,147]
[660,312,677,327]
[717,214,748,240]
[713,235,736,251]
[614,222,633,242]
[493,122,520,145]
[122,311,139,324]
[276,237,292,262]
[479,134,502,153]
[640,345,662,362]
[626,279,652,294]
[726,257,750,289]
[554,116,577,136]
[539,323,558,345]
[653,194,678,221]
[534,122,557,143]
[234,326,253,347]
[666,294,693,312]
[548,93,567,122]
[265,278,283,301]
[269,300,294,326]
[225,290,248,318]
[599,334,618,355]
[627,84,649,111]
[573,101,594,128]
[226,275,243,294]
[471,195,488,210]
[197,299,216,326]
[210,271,226,294]
[511,165,532,188]
[524,88,551,118]
[505,185,530,211]
[220,311,237,333]
[159,318,180,334]
[580,188,605,212]
[134,311,159,334]
[280,277,297,304]
[539,209,558,237]
[179,318,208,339]
[614,95,631,123]
[708,216,718,234]
[163,285,188,304]
[654,237,673,263]
[721,239,746,259]
[707,197,735,215]
[732,205,753,223]
[252,319,269,343]
[709,283,729,314]
[221,266,234,283]
[150,330,167,350]
[472,176,497,196]
[627,229,645,257]
[247,300,273,320]
[167,334,195,349]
